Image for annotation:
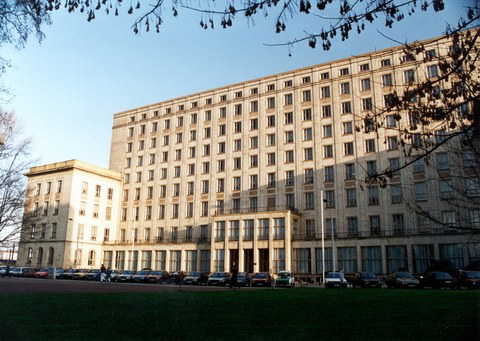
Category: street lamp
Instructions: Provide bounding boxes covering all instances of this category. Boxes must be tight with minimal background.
[68,218,80,268]
[321,190,325,285]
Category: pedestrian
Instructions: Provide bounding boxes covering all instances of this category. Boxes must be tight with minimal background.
[100,264,107,282]
[5,264,10,278]
[230,264,239,289]
[106,268,112,282]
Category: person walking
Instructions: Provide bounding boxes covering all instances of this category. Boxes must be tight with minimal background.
[5,264,11,278]
[100,264,107,282]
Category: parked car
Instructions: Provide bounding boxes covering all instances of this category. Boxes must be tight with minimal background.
[325,272,348,288]
[207,272,231,286]
[419,271,458,289]
[457,271,480,289]
[236,272,251,287]
[10,267,33,277]
[168,271,186,284]
[275,271,295,288]
[117,270,136,282]
[146,270,170,284]
[132,270,152,283]
[85,269,101,281]
[351,272,383,288]
[182,271,209,285]
[385,271,420,289]
[72,269,90,280]
[58,268,79,280]
[33,268,50,278]
[251,272,273,287]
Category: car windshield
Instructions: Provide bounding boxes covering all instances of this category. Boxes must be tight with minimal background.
[465,272,480,278]
[254,273,268,278]
[362,273,375,279]
[123,270,134,274]
[327,273,340,278]
[212,273,224,278]
[189,272,201,276]
[396,272,413,278]
[137,271,149,275]
[278,272,290,278]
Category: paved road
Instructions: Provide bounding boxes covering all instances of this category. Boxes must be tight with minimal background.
[0,277,231,294]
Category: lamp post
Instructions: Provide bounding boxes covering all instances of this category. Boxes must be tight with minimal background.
[68,218,80,268]
[320,190,325,285]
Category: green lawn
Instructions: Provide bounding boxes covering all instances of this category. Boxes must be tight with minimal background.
[0,289,478,340]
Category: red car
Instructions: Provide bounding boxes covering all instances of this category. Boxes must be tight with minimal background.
[251,272,272,287]
[457,271,480,289]
[33,268,49,278]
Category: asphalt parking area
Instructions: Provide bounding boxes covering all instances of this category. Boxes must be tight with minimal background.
[0,277,228,294]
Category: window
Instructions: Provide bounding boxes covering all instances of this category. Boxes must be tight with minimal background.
[202,162,210,173]
[380,59,391,67]
[285,150,294,163]
[233,177,241,191]
[344,142,354,156]
[387,136,398,150]
[324,166,334,182]
[267,134,276,146]
[323,124,332,138]
[322,105,332,117]
[385,114,397,128]
[267,97,276,109]
[267,153,276,165]
[347,217,358,235]
[414,182,428,201]
[250,155,258,168]
[436,152,450,170]
[56,180,62,193]
[250,175,258,189]
[305,192,314,209]
[391,185,402,203]
[267,115,276,127]
[233,157,241,170]
[368,186,379,205]
[321,71,330,79]
[284,112,293,124]
[324,145,333,158]
[343,121,353,135]
[285,131,294,143]
[303,108,312,121]
[382,74,393,87]
[218,124,226,136]
[346,188,356,207]
[325,190,335,208]
[341,101,352,114]
[233,139,242,151]
[345,163,355,180]
[304,148,313,161]
[362,97,373,111]
[366,161,377,177]
[286,170,295,186]
[339,67,349,76]
[187,181,194,195]
[284,94,293,106]
[321,86,330,98]
[359,63,370,71]
[303,128,313,140]
[392,214,404,234]
[234,103,242,115]
[201,180,209,194]
[404,69,415,83]
[365,139,376,153]
[304,168,314,184]
[267,83,275,91]
[302,90,311,102]
[267,173,276,188]
[217,160,225,172]
[340,82,350,95]
[360,78,371,91]
[427,64,439,78]
[388,158,400,176]
[439,179,454,199]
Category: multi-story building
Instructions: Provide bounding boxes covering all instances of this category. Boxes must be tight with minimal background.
[17,160,122,269]
[18,32,480,279]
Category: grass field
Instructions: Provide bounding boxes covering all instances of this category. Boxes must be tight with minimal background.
[0,288,479,340]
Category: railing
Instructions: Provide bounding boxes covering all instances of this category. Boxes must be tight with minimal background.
[214,205,300,216]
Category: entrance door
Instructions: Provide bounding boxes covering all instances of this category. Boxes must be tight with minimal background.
[229,249,239,271]
[259,248,269,272]
[244,249,254,273]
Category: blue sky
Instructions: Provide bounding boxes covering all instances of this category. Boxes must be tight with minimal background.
[0,1,471,168]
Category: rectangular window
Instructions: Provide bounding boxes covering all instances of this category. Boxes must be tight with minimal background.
[360,78,371,91]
